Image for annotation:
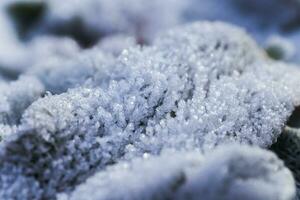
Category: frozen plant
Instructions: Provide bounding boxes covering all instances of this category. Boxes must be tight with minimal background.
[1,22,300,199]
[57,150,203,200]
[59,145,296,200]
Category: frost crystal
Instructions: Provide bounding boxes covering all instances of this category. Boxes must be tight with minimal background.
[59,145,295,200]
[0,22,300,198]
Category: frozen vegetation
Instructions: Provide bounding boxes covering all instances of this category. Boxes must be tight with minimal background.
[58,145,295,200]
[0,21,299,199]
[0,0,299,199]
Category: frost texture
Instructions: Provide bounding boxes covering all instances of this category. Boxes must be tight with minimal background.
[0,22,300,198]
[59,145,295,200]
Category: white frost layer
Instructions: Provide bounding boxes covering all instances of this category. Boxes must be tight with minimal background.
[0,22,300,198]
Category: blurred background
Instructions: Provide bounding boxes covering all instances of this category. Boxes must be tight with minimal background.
[1,0,300,79]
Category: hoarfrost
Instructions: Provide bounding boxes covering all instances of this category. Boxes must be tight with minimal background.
[0,22,300,198]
